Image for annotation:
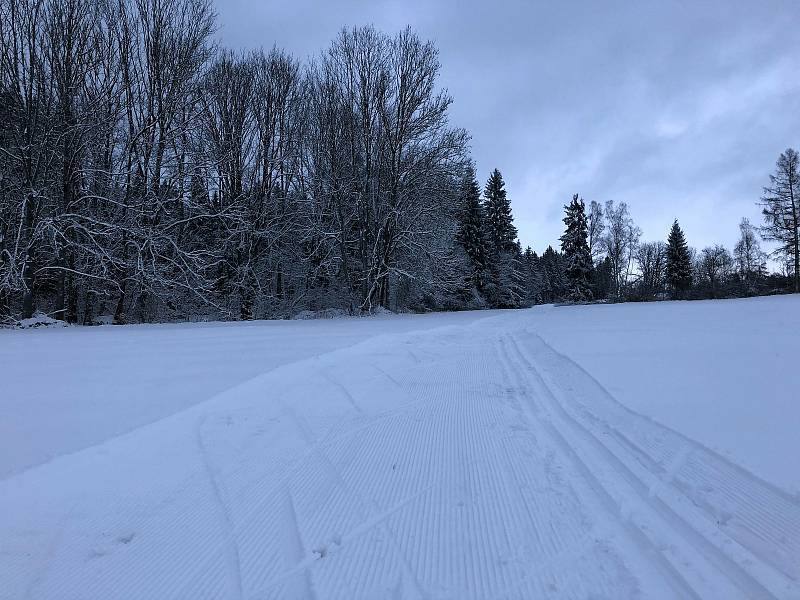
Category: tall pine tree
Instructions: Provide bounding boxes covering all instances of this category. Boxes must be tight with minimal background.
[666,220,693,298]
[521,246,545,306]
[592,255,614,300]
[559,194,594,302]
[540,245,567,303]
[482,169,520,307]
[483,169,518,253]
[456,166,489,295]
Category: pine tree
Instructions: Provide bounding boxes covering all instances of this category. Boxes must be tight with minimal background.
[540,245,567,303]
[510,240,526,305]
[559,194,594,302]
[482,169,520,307]
[666,220,693,298]
[592,256,614,299]
[456,166,489,295]
[522,246,545,306]
[483,169,518,253]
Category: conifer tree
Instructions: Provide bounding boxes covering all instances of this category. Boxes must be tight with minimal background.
[666,220,693,298]
[522,246,545,306]
[456,167,489,294]
[540,245,567,303]
[559,194,594,301]
[483,169,518,253]
[592,255,614,300]
[482,169,520,307]
[510,240,526,305]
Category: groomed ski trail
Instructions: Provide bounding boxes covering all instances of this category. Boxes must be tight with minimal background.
[1,312,798,599]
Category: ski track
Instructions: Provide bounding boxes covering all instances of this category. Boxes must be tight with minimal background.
[506,330,800,600]
[3,314,798,599]
[195,415,245,600]
[524,329,800,583]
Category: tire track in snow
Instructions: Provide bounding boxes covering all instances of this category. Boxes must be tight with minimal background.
[506,333,784,599]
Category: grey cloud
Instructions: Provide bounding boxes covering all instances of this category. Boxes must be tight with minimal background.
[217,0,800,254]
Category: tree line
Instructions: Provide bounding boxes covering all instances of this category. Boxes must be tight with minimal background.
[534,147,800,305]
[1,0,488,323]
[1,1,797,325]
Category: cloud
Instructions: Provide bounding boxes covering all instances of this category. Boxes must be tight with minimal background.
[216,0,800,254]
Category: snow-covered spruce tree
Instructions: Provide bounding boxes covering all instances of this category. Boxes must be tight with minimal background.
[511,240,527,304]
[483,169,518,251]
[482,169,521,307]
[522,246,545,306]
[591,255,614,300]
[540,245,567,303]
[760,148,800,292]
[559,194,594,302]
[666,220,693,298]
[456,166,489,297]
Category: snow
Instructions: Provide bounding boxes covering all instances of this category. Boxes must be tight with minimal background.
[1,297,798,599]
[525,294,800,494]
[16,311,68,329]
[0,310,489,478]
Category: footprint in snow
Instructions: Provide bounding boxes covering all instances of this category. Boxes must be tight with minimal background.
[116,532,136,545]
[313,534,342,559]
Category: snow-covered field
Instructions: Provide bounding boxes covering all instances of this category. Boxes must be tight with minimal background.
[1,296,798,599]
[0,311,489,479]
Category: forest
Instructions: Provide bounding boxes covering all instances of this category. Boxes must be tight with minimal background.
[1,0,797,325]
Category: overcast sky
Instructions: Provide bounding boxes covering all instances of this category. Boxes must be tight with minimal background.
[216,0,800,254]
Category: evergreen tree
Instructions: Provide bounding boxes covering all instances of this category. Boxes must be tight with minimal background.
[483,169,518,253]
[591,255,614,300]
[509,240,526,305]
[522,246,544,306]
[456,166,489,294]
[666,220,693,298]
[540,245,567,303]
[482,169,520,307]
[559,194,594,301]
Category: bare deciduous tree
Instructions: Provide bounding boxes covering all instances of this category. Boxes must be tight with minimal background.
[734,218,766,283]
[635,241,666,299]
[0,11,473,323]
[601,200,640,299]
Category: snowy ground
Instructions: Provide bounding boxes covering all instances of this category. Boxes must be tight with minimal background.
[1,297,798,599]
[0,310,489,479]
